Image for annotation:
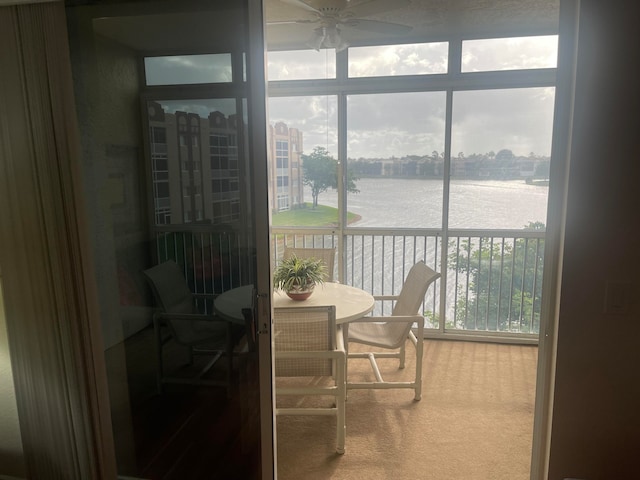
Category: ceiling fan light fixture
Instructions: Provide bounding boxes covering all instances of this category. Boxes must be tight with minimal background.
[308,25,349,52]
[307,26,326,50]
[275,0,411,52]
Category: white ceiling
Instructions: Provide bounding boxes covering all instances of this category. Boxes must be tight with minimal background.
[265,0,560,50]
[88,0,559,54]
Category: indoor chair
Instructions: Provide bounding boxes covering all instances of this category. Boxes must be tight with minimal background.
[143,260,241,394]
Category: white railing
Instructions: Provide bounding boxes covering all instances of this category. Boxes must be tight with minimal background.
[272,226,543,343]
[152,225,543,343]
[154,225,254,297]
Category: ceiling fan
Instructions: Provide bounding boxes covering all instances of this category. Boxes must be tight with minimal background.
[269,0,412,51]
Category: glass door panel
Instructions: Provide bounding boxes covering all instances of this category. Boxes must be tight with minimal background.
[449,87,555,229]
[66,1,271,478]
[267,95,338,226]
[346,91,446,229]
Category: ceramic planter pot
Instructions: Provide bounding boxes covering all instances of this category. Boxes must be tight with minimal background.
[285,282,315,301]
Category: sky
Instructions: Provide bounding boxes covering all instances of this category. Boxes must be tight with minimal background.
[267,36,558,159]
[148,36,558,160]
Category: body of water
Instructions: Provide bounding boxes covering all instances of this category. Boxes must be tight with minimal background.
[307,177,549,230]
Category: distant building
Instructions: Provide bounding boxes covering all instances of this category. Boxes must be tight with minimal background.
[268,121,304,212]
[147,104,305,226]
[147,101,243,226]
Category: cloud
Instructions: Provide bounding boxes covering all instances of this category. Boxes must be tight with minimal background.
[267,50,336,80]
[145,54,233,85]
[349,43,448,77]
[452,88,555,156]
[266,36,557,159]
[268,85,554,159]
[158,98,237,118]
[147,37,557,160]
[269,96,338,154]
[462,35,558,72]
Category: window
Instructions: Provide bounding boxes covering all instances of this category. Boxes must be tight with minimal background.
[155,182,169,198]
[151,126,166,144]
[276,140,289,169]
[349,42,448,77]
[267,49,336,81]
[449,87,555,228]
[153,156,168,172]
[146,99,239,226]
[269,95,337,222]
[347,91,446,228]
[277,176,289,187]
[277,194,290,211]
[461,35,558,72]
[156,209,171,225]
[144,54,233,85]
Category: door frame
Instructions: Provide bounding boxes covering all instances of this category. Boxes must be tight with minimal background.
[530,1,580,478]
[1,0,276,477]
[246,0,277,477]
[0,0,582,478]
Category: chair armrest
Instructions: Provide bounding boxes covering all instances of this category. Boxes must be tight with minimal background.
[336,328,345,351]
[155,312,231,323]
[373,295,399,301]
[276,350,345,361]
[193,293,218,300]
[347,315,424,323]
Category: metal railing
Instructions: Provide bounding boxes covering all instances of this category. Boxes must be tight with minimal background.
[152,225,544,342]
[272,226,544,342]
[446,229,544,338]
[154,225,254,296]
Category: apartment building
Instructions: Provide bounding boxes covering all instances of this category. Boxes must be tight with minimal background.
[268,121,304,213]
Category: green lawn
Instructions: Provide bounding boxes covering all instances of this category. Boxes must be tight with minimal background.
[272,203,360,227]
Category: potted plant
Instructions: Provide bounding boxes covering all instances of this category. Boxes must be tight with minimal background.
[273,255,327,301]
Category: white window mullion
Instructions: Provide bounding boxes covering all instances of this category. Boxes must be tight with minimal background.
[336,49,348,283]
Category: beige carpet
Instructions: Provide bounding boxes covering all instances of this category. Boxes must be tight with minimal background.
[276,339,538,480]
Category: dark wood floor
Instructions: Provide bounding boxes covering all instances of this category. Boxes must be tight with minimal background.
[109,326,262,480]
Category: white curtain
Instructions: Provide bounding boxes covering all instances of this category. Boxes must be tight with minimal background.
[0,2,116,478]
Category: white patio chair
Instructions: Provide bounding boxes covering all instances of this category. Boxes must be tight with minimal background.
[346,261,440,401]
[274,305,347,454]
[143,260,242,394]
[283,246,336,282]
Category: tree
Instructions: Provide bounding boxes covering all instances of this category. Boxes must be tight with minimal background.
[302,146,359,208]
[448,221,545,333]
[495,148,514,160]
[302,147,335,208]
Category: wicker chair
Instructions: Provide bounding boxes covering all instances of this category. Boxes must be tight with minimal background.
[282,246,336,282]
[274,305,347,454]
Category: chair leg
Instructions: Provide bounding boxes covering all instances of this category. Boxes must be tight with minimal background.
[336,356,346,454]
[226,324,234,391]
[187,346,194,365]
[413,322,425,401]
[399,343,406,369]
[154,317,164,394]
[341,326,349,401]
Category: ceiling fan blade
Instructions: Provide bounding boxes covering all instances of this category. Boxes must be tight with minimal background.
[342,0,410,18]
[342,18,412,35]
[267,19,319,25]
[280,0,321,14]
